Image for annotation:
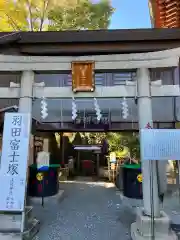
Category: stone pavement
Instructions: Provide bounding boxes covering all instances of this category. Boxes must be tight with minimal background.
[32,178,133,240]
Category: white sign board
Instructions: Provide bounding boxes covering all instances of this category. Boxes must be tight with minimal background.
[141,129,180,160]
[110,152,116,163]
[74,146,101,150]
[0,113,31,212]
[36,151,50,169]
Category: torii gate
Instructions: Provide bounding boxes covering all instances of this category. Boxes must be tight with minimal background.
[0,47,180,239]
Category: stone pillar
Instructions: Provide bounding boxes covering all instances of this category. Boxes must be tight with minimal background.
[131,68,177,240]
[0,71,40,240]
[137,68,160,217]
[19,70,34,183]
[19,71,34,114]
[19,71,40,238]
[19,70,34,200]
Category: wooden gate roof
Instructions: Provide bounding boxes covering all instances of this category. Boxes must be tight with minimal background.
[1,29,180,55]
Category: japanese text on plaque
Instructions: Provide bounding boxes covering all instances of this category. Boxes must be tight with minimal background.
[7,115,22,176]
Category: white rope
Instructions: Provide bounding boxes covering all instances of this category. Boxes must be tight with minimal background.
[72,97,77,120]
[94,97,102,121]
[121,97,129,119]
[40,97,48,120]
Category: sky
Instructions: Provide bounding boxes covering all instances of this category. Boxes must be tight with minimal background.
[109,0,152,29]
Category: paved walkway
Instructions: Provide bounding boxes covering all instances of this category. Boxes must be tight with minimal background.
[33,178,133,240]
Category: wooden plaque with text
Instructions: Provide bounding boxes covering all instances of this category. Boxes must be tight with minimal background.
[72,61,95,92]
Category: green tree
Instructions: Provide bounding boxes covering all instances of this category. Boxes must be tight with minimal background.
[48,0,114,30]
[107,132,140,159]
[72,132,82,145]
[83,132,106,144]
[0,0,114,31]
[0,0,57,31]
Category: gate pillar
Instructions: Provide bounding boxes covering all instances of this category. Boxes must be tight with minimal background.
[137,67,160,217]
[131,68,177,240]
[19,71,34,113]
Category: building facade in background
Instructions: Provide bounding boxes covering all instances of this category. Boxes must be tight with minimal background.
[149,0,180,28]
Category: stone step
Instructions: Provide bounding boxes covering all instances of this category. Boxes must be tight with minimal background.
[0,218,40,240]
[23,218,40,240]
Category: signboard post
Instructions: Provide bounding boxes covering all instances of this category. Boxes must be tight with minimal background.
[0,113,31,237]
[36,172,45,207]
[141,129,180,160]
[36,151,50,207]
[0,113,31,212]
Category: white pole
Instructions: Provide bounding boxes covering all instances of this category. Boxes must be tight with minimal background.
[137,68,160,217]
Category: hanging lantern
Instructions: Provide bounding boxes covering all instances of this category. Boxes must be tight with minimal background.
[40,97,48,120]
[72,97,77,120]
[94,98,102,121]
[121,97,129,119]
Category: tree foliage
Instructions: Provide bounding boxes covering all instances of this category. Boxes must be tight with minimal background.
[70,131,140,159]
[0,0,114,31]
[48,0,114,31]
[105,132,139,158]
[0,0,55,31]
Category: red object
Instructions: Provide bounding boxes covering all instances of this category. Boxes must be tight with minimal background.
[38,184,42,192]
[50,171,54,177]
[82,160,94,171]
[149,0,180,28]
[32,180,36,185]
[145,123,152,129]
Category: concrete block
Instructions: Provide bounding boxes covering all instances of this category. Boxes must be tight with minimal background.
[0,233,22,240]
[23,218,40,239]
[131,222,178,240]
[0,214,21,231]
[0,206,34,232]
[136,208,170,238]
